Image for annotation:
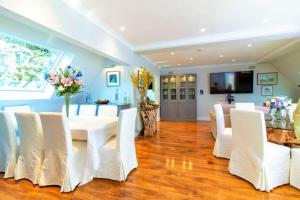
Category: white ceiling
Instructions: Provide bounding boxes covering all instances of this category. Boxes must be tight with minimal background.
[61,0,300,67]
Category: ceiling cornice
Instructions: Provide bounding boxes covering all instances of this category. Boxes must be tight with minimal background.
[256,38,300,63]
[134,25,300,54]
[160,62,256,71]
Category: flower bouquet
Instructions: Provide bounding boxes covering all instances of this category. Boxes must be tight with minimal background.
[264,96,291,120]
[45,66,83,117]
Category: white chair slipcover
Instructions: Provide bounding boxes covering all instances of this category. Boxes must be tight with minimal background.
[62,104,78,117]
[0,111,17,178]
[14,112,44,184]
[78,105,97,117]
[95,108,138,181]
[235,103,255,110]
[3,105,31,129]
[213,104,232,159]
[290,147,300,189]
[39,113,87,192]
[229,109,290,192]
[98,105,118,117]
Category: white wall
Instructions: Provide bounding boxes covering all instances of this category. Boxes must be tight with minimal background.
[270,43,300,98]
[161,63,295,120]
[78,65,160,107]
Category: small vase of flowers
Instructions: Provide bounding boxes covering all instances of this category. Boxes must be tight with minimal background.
[264,96,291,121]
[45,66,83,117]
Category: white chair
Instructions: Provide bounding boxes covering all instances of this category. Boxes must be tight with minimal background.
[3,105,31,129]
[229,109,290,192]
[39,113,87,192]
[213,104,232,159]
[95,108,138,181]
[62,104,78,117]
[98,105,118,117]
[235,103,255,110]
[14,112,44,184]
[288,103,297,123]
[290,147,300,190]
[0,111,18,178]
[78,105,97,117]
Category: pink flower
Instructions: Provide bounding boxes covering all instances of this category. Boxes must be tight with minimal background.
[274,101,281,108]
[49,73,58,85]
[74,79,82,85]
[63,77,73,87]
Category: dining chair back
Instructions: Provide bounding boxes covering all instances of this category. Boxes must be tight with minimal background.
[62,104,78,117]
[117,108,138,175]
[95,108,138,181]
[39,112,86,192]
[214,104,225,135]
[213,104,232,159]
[290,147,300,190]
[14,112,44,184]
[0,111,17,178]
[229,109,290,192]
[3,105,31,129]
[98,105,118,117]
[235,103,255,110]
[78,105,97,116]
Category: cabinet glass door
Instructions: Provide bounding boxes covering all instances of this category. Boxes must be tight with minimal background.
[179,75,186,100]
[162,77,169,100]
[187,75,196,100]
[170,76,177,100]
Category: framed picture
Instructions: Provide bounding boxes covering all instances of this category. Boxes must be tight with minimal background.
[261,85,273,96]
[257,72,278,85]
[106,71,120,87]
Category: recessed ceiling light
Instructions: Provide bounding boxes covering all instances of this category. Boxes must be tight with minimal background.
[189,57,194,60]
[177,64,181,66]
[248,44,253,47]
[170,52,175,56]
[120,26,126,31]
[200,28,206,33]
[219,54,224,58]
[232,59,236,62]
[262,18,270,24]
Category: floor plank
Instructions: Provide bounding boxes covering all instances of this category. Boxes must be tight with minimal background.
[0,121,300,200]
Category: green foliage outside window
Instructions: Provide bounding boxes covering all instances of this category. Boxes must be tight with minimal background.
[0,34,62,91]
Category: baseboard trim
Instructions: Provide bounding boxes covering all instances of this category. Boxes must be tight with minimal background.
[197,117,211,121]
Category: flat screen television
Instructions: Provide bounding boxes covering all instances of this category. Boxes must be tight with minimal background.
[210,71,253,94]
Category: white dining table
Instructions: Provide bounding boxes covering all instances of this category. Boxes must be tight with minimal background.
[69,116,118,144]
[68,116,119,185]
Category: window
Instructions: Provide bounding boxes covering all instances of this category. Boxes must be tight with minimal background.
[0,33,63,92]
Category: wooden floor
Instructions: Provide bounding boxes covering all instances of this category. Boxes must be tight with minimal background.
[1,121,300,200]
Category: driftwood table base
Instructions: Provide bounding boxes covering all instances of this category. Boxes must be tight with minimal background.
[141,109,158,137]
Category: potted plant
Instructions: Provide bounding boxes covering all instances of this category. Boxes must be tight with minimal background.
[130,67,155,110]
[130,67,159,136]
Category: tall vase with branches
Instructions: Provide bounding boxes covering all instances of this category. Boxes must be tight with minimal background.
[130,67,153,110]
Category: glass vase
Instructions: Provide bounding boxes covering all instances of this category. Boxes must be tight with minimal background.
[271,108,287,121]
[64,93,71,117]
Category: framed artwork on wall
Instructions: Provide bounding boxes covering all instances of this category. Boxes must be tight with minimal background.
[257,72,278,85]
[106,71,120,87]
[261,85,273,96]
